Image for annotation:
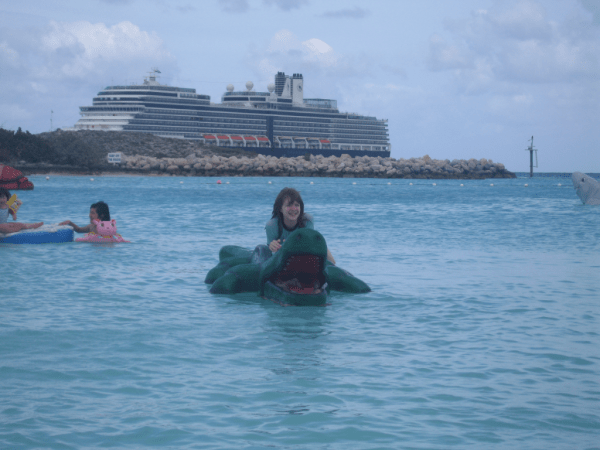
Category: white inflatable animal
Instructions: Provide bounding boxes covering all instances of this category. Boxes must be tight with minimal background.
[572,172,600,205]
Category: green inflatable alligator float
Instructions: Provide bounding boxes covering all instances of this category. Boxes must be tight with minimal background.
[205,228,370,306]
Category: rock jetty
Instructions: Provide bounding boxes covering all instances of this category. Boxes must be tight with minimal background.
[117,153,514,179]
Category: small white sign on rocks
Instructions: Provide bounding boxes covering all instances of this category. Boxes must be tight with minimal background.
[107,153,122,164]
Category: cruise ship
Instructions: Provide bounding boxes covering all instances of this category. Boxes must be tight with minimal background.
[71,69,391,158]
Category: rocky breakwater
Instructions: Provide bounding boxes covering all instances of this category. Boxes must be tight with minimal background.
[118,153,515,179]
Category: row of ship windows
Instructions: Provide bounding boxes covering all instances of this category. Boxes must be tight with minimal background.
[97,91,177,98]
[84,107,386,126]
[131,114,386,131]
[82,116,388,136]
[82,115,387,132]
[142,104,385,123]
[123,126,390,144]
[94,98,210,106]
[137,115,264,125]
[82,108,143,113]
[102,86,195,93]
[97,90,208,99]
[129,120,388,136]
[277,128,387,137]
[169,117,384,131]
[97,92,204,99]
[274,121,383,131]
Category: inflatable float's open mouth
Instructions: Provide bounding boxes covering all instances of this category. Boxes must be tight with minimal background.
[270,254,326,294]
[264,254,328,306]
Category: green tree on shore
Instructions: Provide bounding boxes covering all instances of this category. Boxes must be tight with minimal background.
[0,127,105,168]
[0,127,56,163]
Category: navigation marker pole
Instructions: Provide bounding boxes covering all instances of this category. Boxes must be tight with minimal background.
[50,110,53,132]
[526,136,538,177]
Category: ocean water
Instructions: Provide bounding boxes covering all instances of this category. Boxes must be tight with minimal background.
[1,175,599,450]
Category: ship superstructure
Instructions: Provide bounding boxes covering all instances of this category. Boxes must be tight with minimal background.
[71,69,391,157]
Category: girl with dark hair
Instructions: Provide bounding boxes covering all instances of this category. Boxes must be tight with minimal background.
[60,201,111,234]
[265,187,335,264]
[0,187,43,233]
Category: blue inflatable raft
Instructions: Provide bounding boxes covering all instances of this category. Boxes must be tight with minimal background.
[0,225,74,244]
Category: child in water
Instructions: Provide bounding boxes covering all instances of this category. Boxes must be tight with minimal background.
[0,188,43,233]
[266,187,335,264]
[60,201,110,234]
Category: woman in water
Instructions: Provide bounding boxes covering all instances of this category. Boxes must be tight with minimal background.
[0,187,43,233]
[266,187,335,264]
[60,201,110,234]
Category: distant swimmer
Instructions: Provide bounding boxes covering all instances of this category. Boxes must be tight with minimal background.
[572,172,600,205]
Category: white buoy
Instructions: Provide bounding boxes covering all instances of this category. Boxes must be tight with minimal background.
[387,182,391,185]
[310,181,314,184]
[460,184,464,187]
[490,183,494,186]
[226,181,230,184]
[352,182,356,185]
[432,183,437,186]
[90,178,94,181]
[409,183,413,186]
[180,181,184,184]
[524,184,529,187]
[268,181,272,184]
[558,183,562,187]
[46,176,49,180]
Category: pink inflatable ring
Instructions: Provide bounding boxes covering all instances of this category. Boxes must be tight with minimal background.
[76,219,130,243]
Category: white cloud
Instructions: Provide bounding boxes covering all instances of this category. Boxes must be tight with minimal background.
[266,29,303,54]
[0,41,20,69]
[41,21,174,78]
[257,29,340,77]
[427,0,600,90]
[262,0,308,11]
[0,104,33,121]
[319,7,370,19]
[219,0,250,13]
[254,29,374,82]
[30,82,48,94]
[488,93,533,114]
[488,0,552,40]
[579,0,600,24]
[427,34,472,71]
[219,0,308,13]
[302,38,336,66]
[0,19,177,132]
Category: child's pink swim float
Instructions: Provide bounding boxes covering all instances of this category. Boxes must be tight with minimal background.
[76,219,130,243]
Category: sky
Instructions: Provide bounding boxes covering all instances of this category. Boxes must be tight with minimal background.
[1,0,598,172]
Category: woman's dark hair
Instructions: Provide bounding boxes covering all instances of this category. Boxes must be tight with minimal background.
[0,187,10,200]
[271,187,308,229]
[91,201,110,221]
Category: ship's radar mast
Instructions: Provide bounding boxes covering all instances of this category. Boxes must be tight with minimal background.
[145,68,162,86]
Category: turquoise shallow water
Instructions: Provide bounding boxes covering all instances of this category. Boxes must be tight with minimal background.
[1,175,599,449]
